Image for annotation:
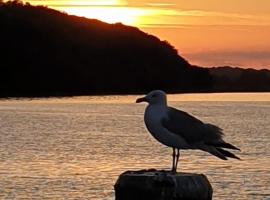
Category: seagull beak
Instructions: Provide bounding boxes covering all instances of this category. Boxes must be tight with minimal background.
[136,96,147,103]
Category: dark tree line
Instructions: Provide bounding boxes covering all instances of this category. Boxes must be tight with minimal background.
[209,67,270,92]
[0,1,213,97]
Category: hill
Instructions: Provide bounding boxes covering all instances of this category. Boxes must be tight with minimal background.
[0,1,212,97]
[209,66,270,92]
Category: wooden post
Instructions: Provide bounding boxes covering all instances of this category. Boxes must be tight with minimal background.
[114,169,213,200]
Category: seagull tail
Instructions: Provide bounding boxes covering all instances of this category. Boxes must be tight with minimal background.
[206,141,241,151]
[198,145,228,160]
[216,148,241,160]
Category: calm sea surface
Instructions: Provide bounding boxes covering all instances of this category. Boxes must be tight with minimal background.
[0,93,269,200]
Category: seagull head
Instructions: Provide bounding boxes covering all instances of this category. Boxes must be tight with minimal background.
[136,90,167,105]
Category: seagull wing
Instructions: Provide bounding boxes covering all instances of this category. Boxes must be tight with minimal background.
[161,107,224,144]
[161,107,240,160]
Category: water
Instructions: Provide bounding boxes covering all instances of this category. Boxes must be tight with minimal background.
[0,93,269,199]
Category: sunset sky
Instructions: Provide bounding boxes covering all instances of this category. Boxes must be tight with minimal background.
[23,0,270,69]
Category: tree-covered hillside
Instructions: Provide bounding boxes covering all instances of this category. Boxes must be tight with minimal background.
[0,1,212,97]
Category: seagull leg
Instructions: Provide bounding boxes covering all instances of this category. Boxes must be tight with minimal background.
[175,149,180,172]
[172,148,176,173]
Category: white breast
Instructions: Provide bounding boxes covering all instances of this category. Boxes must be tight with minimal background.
[144,105,191,149]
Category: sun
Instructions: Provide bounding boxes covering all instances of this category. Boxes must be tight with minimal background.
[58,6,144,26]
[23,0,169,27]
[23,0,145,26]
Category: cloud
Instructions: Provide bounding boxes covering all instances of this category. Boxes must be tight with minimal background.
[144,2,176,7]
[138,9,270,27]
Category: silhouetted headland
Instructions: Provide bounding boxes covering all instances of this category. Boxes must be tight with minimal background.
[0,1,270,97]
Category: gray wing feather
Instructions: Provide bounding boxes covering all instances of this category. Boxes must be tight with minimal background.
[161,107,224,144]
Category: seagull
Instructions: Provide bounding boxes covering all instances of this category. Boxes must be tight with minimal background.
[136,90,240,173]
